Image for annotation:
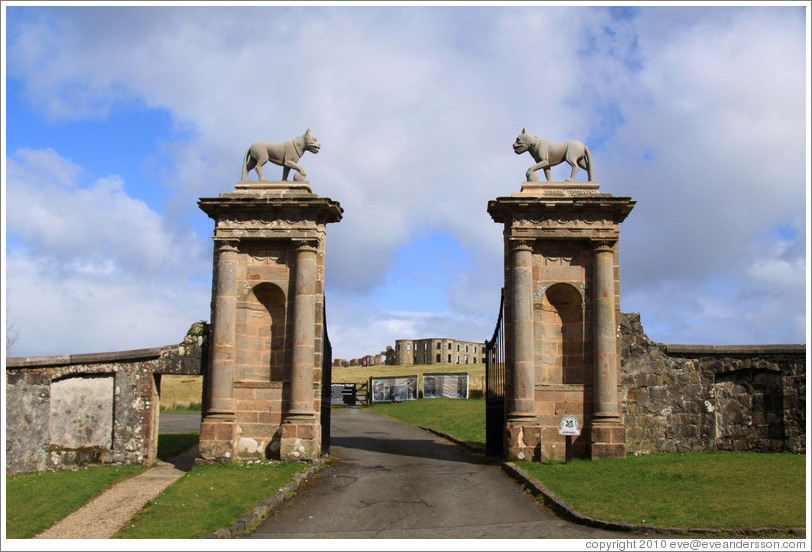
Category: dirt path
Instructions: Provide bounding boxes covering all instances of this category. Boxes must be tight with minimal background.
[34,446,198,539]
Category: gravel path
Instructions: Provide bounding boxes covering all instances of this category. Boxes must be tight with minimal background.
[34,446,198,539]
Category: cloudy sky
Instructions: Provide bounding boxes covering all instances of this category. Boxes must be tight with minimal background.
[2,3,809,361]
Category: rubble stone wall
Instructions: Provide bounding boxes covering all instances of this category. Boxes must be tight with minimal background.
[620,313,805,455]
[5,323,208,474]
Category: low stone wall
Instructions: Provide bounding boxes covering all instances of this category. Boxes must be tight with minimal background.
[620,313,805,455]
[5,322,208,474]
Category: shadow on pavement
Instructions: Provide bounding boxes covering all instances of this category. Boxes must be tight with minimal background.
[330,435,481,465]
[164,445,199,472]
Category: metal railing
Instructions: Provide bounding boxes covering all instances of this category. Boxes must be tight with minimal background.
[484,288,506,457]
[320,304,333,454]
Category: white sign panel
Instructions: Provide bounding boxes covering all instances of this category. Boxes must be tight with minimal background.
[558,415,581,436]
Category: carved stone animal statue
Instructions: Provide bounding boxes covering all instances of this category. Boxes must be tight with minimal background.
[241,129,321,182]
[513,128,593,182]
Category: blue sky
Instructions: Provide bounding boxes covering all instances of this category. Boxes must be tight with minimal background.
[2,3,809,361]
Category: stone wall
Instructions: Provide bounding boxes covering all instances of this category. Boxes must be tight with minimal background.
[5,322,208,474]
[620,313,805,455]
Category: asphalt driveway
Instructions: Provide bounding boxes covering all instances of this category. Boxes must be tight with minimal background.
[244,408,620,539]
[159,413,201,434]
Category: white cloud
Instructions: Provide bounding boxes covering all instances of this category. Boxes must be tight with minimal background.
[4,5,808,358]
[5,149,211,356]
[326,295,494,361]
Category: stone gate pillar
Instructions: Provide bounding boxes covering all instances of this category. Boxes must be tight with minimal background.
[198,181,342,462]
[489,181,634,461]
[506,239,542,461]
[198,238,240,459]
[590,241,626,459]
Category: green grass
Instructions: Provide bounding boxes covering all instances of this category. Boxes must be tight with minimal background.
[157,433,199,461]
[159,375,203,410]
[5,464,145,539]
[113,461,308,538]
[367,398,486,448]
[517,451,806,529]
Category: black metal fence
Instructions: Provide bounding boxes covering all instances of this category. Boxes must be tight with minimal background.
[485,288,505,457]
[320,305,332,455]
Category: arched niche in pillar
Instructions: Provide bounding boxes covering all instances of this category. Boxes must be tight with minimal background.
[538,283,585,385]
[235,282,288,383]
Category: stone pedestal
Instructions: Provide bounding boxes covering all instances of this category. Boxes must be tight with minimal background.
[488,182,634,461]
[279,419,322,461]
[198,181,342,462]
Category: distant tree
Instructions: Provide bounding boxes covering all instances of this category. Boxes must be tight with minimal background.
[6,319,19,353]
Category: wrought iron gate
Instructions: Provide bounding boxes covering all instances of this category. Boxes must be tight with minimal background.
[485,288,505,457]
[320,304,332,455]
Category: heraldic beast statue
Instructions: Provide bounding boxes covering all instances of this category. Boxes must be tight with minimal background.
[241,128,321,182]
[513,128,593,182]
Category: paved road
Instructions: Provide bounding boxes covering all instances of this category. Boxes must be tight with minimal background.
[245,408,620,539]
[159,413,201,434]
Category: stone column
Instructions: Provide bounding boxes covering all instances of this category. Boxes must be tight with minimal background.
[199,238,239,461]
[280,239,321,460]
[506,239,542,461]
[290,240,318,419]
[592,243,618,418]
[510,239,536,421]
[590,241,625,459]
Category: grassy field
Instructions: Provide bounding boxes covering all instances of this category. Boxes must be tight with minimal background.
[335,363,486,396]
[517,452,806,530]
[368,398,486,448]
[113,461,307,538]
[5,464,146,539]
[160,375,203,410]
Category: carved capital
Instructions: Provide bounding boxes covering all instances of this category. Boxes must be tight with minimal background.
[508,238,534,252]
[213,238,240,255]
[592,241,615,253]
[293,238,320,253]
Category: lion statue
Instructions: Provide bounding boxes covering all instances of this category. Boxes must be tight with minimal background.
[513,128,593,182]
[241,128,321,182]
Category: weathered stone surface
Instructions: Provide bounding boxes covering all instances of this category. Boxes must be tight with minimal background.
[619,312,805,454]
[49,375,114,449]
[198,180,341,463]
[5,322,209,474]
[5,374,50,474]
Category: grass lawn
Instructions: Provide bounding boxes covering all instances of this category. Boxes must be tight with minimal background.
[367,398,486,449]
[517,452,806,530]
[5,464,146,539]
[113,461,308,538]
[160,375,203,410]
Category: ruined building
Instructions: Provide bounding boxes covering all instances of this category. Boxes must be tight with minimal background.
[393,338,486,366]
